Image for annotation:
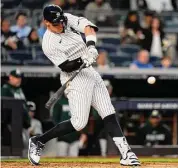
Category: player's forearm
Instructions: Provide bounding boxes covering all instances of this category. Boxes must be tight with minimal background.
[84,26,97,47]
[84,26,96,36]
[82,26,98,67]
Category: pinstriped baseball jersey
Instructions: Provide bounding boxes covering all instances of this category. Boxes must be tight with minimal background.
[42,13,97,66]
[42,13,115,131]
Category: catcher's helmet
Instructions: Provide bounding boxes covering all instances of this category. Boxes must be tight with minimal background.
[43,5,67,27]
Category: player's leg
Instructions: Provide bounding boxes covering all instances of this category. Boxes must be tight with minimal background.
[57,141,69,157]
[91,72,140,166]
[99,138,107,157]
[28,118,75,165]
[28,72,94,165]
[68,141,79,157]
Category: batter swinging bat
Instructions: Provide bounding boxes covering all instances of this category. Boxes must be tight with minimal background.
[45,63,86,110]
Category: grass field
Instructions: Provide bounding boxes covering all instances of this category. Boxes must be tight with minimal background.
[2,157,178,168]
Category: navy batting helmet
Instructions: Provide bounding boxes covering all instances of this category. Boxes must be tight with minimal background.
[43,5,67,27]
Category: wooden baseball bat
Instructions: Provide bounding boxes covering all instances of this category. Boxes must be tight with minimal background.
[45,63,86,110]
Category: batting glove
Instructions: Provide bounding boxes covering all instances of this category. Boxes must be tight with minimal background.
[82,46,98,67]
[82,56,95,67]
[87,45,98,60]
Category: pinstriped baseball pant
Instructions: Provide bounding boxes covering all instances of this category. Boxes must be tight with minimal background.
[60,66,115,131]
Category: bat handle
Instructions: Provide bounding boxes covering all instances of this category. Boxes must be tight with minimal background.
[79,63,86,70]
[45,98,56,109]
[45,62,86,110]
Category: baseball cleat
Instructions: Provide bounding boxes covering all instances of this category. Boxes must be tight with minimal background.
[120,151,141,166]
[28,136,45,165]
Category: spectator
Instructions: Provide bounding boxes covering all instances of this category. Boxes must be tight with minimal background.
[117,0,147,10]
[1,19,24,50]
[10,12,31,39]
[124,11,141,33]
[27,101,43,137]
[45,0,67,9]
[159,56,173,68]
[37,20,46,40]
[96,50,110,69]
[144,0,177,12]
[137,110,172,146]
[132,0,148,10]
[52,95,80,157]
[121,11,143,44]
[130,50,153,69]
[78,0,92,10]
[65,0,79,10]
[141,10,155,29]
[24,28,41,47]
[141,17,165,58]
[85,0,113,26]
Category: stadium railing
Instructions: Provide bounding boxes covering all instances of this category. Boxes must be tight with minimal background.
[1,66,178,78]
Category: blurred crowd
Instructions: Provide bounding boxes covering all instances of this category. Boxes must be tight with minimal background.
[1,69,173,157]
[1,12,43,49]
[96,9,177,69]
[1,0,178,11]
[1,0,178,67]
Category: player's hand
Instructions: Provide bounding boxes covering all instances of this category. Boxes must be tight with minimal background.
[82,46,98,67]
[82,56,95,67]
[87,45,98,60]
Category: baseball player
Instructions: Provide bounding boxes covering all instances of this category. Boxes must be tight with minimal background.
[28,4,140,166]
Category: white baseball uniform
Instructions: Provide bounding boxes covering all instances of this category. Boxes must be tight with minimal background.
[42,13,115,131]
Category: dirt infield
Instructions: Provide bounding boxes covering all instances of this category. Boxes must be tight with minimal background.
[2,162,178,168]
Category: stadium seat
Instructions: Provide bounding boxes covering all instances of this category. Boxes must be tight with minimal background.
[23,59,52,66]
[165,21,178,29]
[1,59,22,65]
[8,50,33,63]
[109,52,132,67]
[116,51,133,58]
[36,51,48,60]
[161,14,173,22]
[120,61,131,67]
[101,38,120,46]
[21,0,47,9]
[149,56,161,66]
[31,44,42,50]
[1,0,21,8]
[97,44,117,54]
[150,56,161,63]
[118,44,140,55]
